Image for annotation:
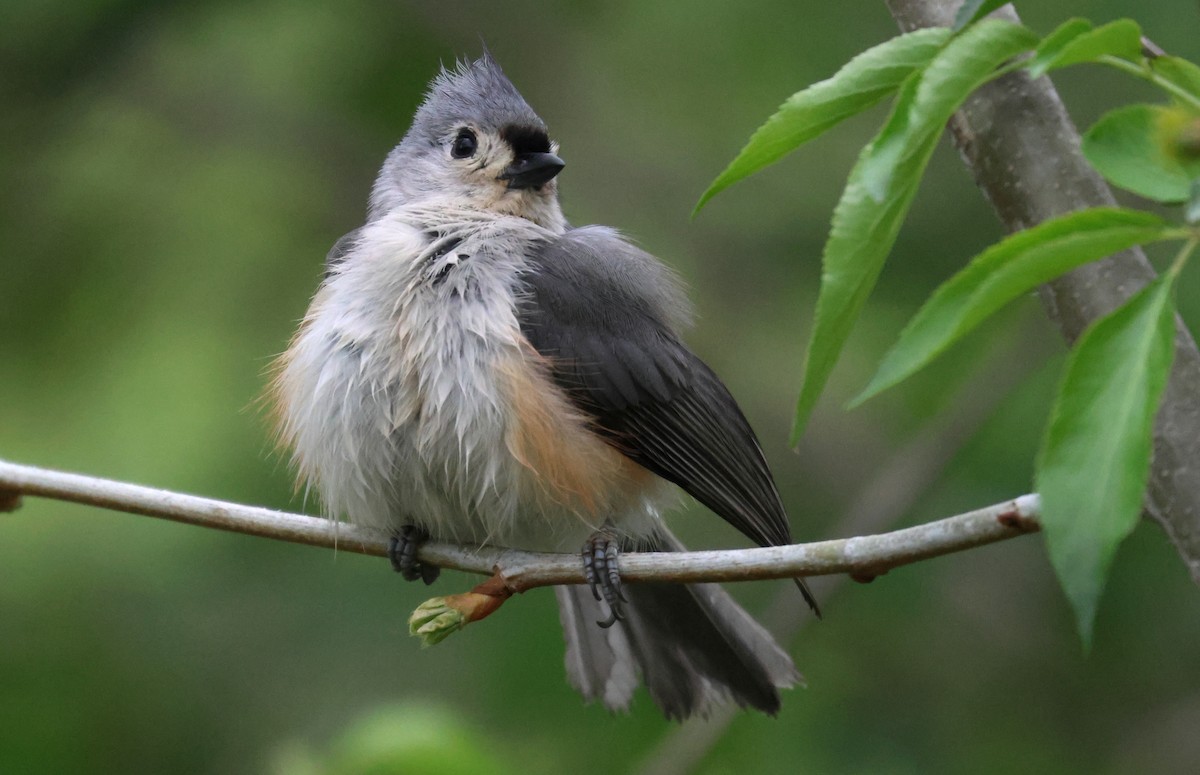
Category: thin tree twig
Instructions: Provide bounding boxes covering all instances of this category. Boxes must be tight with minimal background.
[0,458,1039,590]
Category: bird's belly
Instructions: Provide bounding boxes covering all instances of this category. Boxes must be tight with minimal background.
[282,275,667,552]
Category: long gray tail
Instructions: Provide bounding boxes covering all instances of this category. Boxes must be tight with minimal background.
[555,532,800,719]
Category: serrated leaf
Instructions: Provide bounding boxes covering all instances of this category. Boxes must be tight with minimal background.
[1083,104,1194,203]
[1027,19,1143,78]
[792,20,1038,442]
[791,130,936,444]
[695,28,951,212]
[1152,56,1200,102]
[854,209,1173,405]
[953,0,1009,31]
[1036,273,1177,647]
[859,20,1038,201]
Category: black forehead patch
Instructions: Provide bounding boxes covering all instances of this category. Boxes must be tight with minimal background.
[502,124,551,155]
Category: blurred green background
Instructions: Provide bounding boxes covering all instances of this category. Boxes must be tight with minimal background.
[3,1,1200,773]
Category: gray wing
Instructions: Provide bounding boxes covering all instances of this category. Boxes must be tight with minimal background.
[518,226,793,550]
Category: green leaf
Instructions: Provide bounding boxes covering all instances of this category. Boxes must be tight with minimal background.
[953,0,1008,31]
[792,133,935,443]
[1027,19,1143,79]
[1083,104,1195,203]
[1151,56,1200,102]
[859,20,1038,201]
[1188,180,1200,224]
[1036,273,1177,647]
[854,209,1173,405]
[791,20,1038,442]
[1025,18,1094,76]
[695,28,951,212]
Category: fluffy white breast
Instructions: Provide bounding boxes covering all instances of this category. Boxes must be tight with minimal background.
[273,205,668,551]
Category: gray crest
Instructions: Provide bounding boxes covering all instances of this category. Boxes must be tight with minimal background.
[409,52,546,143]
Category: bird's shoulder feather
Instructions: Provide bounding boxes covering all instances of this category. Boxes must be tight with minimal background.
[517,227,793,549]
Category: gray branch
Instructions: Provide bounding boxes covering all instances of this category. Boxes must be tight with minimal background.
[884,0,1200,583]
[0,458,1039,590]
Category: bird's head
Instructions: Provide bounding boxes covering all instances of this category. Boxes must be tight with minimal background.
[371,52,566,230]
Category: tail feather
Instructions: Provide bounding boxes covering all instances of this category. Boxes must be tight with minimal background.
[556,532,800,719]
[555,585,639,709]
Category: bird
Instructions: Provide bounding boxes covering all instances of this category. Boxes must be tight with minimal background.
[271,51,818,719]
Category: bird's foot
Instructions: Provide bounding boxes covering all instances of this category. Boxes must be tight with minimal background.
[582,527,627,628]
[388,525,440,585]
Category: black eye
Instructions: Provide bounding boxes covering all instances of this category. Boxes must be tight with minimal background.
[451,129,477,159]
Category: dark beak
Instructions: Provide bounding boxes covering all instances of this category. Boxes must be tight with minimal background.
[498,152,565,190]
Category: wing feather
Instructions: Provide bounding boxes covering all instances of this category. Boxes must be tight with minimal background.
[518,227,792,549]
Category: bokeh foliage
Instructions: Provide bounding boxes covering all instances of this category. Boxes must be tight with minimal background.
[3,1,1199,773]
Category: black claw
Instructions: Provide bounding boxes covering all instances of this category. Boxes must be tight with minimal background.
[596,607,620,629]
[583,543,603,601]
[581,529,625,627]
[388,525,440,585]
[387,535,404,574]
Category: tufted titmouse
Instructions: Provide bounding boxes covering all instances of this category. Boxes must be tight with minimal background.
[272,53,817,718]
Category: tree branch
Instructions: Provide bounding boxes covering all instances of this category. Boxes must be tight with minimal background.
[0,458,1040,590]
[883,0,1200,584]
